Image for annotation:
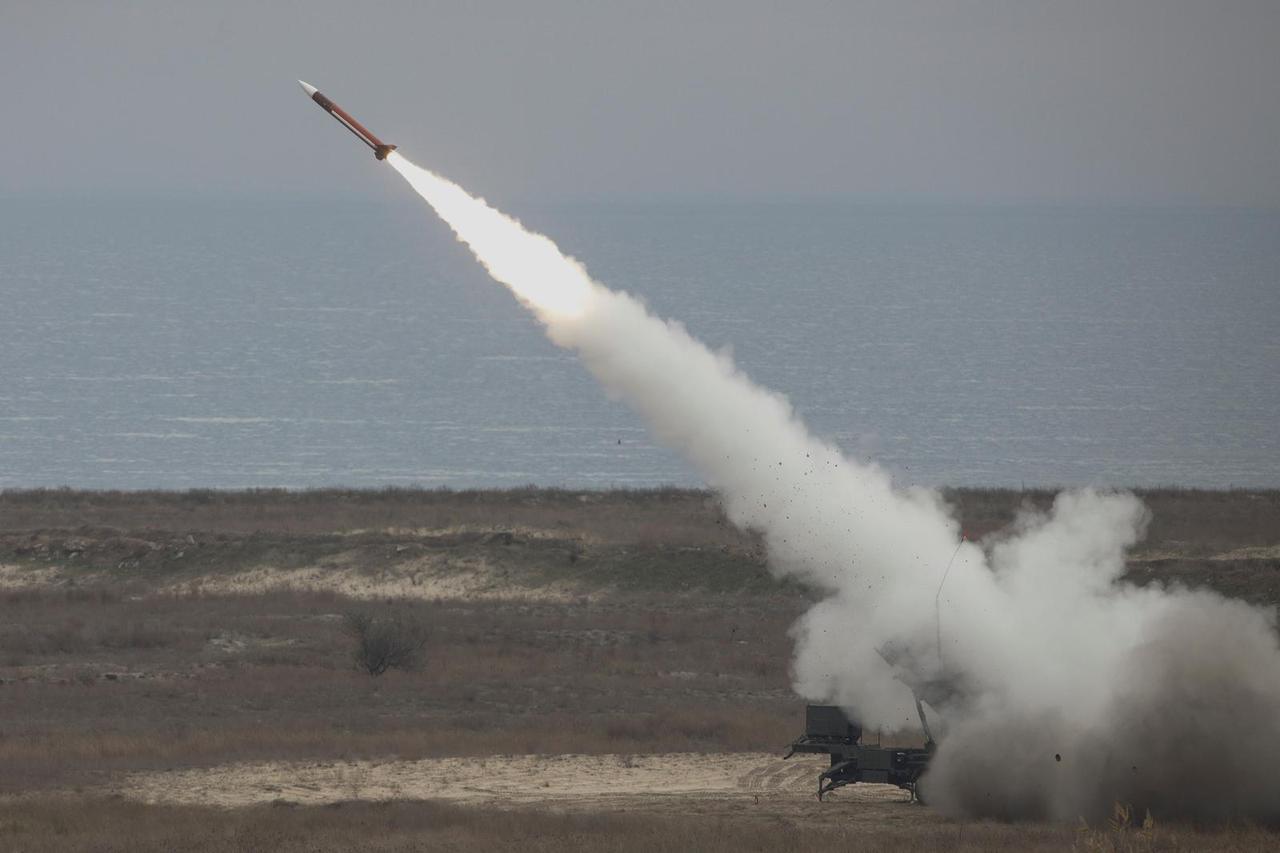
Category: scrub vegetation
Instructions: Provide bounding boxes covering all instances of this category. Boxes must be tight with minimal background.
[0,487,1276,849]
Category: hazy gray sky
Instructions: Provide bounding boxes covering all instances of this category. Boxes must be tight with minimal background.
[3,0,1278,205]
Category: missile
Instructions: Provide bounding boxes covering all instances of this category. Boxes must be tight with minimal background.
[298,80,397,161]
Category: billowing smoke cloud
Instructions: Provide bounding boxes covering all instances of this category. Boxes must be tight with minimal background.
[387,153,1280,822]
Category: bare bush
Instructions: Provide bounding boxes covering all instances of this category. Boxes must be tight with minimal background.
[343,609,428,676]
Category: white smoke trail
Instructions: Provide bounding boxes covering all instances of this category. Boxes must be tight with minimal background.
[387,152,1280,821]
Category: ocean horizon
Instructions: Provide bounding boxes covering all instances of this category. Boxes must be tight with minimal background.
[2,196,1276,490]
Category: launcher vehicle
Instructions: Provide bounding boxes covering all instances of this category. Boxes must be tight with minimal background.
[784,704,934,801]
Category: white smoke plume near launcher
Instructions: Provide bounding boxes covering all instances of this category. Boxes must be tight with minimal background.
[385,151,1280,823]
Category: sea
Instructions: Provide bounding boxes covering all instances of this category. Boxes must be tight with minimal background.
[1,196,1276,490]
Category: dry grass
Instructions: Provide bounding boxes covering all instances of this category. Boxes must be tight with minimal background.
[0,486,742,546]
[0,488,1276,848]
[3,486,1276,550]
[0,587,802,792]
[0,797,1275,852]
[2,488,1276,606]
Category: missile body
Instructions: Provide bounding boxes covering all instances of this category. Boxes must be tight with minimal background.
[298,81,397,161]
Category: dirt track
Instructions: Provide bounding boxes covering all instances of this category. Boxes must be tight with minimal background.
[117,752,922,823]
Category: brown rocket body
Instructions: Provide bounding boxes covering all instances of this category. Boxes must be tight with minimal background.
[298,81,397,161]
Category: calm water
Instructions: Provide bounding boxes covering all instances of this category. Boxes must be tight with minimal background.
[1,197,1276,490]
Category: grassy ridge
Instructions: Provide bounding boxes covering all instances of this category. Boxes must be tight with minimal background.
[2,487,1276,602]
[3,485,1276,548]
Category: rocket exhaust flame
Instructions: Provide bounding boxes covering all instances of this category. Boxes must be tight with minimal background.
[387,154,591,319]
[384,151,1280,823]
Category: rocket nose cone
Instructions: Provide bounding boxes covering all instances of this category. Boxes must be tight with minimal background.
[298,80,318,97]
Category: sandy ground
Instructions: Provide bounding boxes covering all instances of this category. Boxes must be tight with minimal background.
[10,542,1275,601]
[0,558,580,603]
[116,753,916,820]
[0,563,64,590]
[168,560,582,603]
